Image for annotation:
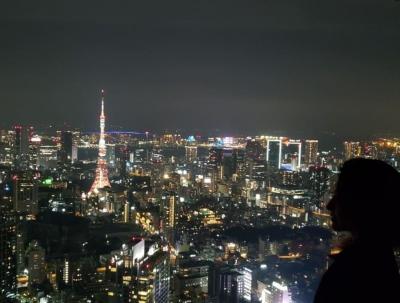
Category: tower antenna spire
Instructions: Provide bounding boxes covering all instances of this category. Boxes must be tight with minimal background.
[101,89,105,116]
[89,89,111,196]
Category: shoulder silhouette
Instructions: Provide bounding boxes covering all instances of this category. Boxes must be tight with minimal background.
[314,158,400,302]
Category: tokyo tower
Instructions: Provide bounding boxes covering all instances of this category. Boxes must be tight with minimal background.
[89,89,111,195]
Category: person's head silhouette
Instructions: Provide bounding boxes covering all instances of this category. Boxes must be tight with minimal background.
[327,158,400,245]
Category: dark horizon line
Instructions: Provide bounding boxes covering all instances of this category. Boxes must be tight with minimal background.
[2,123,399,142]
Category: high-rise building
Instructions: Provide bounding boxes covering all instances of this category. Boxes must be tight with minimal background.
[131,251,170,303]
[281,140,302,171]
[208,147,239,181]
[14,126,31,169]
[249,160,267,183]
[260,281,292,303]
[71,145,78,163]
[161,194,176,229]
[123,202,130,223]
[239,267,252,302]
[175,260,214,301]
[185,146,197,162]
[13,173,38,215]
[217,268,241,303]
[0,198,17,299]
[16,225,26,275]
[304,140,319,166]
[161,192,178,243]
[89,90,111,195]
[222,149,236,180]
[63,257,70,285]
[234,148,246,176]
[14,126,29,157]
[153,253,170,303]
[344,141,361,160]
[27,240,46,285]
[245,139,264,161]
[60,131,73,163]
[209,147,223,168]
[106,144,116,169]
[0,134,14,165]
[28,134,41,170]
[309,166,332,209]
[115,145,129,177]
[37,145,59,170]
[266,139,282,169]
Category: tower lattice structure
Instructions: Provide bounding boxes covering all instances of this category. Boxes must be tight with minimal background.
[89,90,111,195]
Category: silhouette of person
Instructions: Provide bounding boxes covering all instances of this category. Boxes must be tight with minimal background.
[314,158,400,302]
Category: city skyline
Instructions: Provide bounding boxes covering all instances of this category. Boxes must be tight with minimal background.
[1,91,400,301]
[2,1,400,302]
[1,1,400,137]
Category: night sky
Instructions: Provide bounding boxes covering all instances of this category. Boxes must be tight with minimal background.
[1,0,399,138]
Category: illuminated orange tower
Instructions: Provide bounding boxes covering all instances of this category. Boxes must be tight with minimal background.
[89,90,111,195]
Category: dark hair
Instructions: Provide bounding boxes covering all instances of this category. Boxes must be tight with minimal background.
[336,158,400,246]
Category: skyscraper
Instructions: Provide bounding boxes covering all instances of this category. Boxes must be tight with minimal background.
[343,141,361,160]
[131,251,170,303]
[13,173,38,215]
[185,146,197,162]
[305,140,319,166]
[282,140,302,170]
[60,131,73,163]
[217,268,241,303]
[266,138,282,169]
[14,125,29,157]
[239,267,252,302]
[27,240,46,285]
[309,166,332,209]
[161,192,177,243]
[209,147,223,168]
[89,90,111,195]
[245,139,264,161]
[0,198,17,299]
[14,125,30,169]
